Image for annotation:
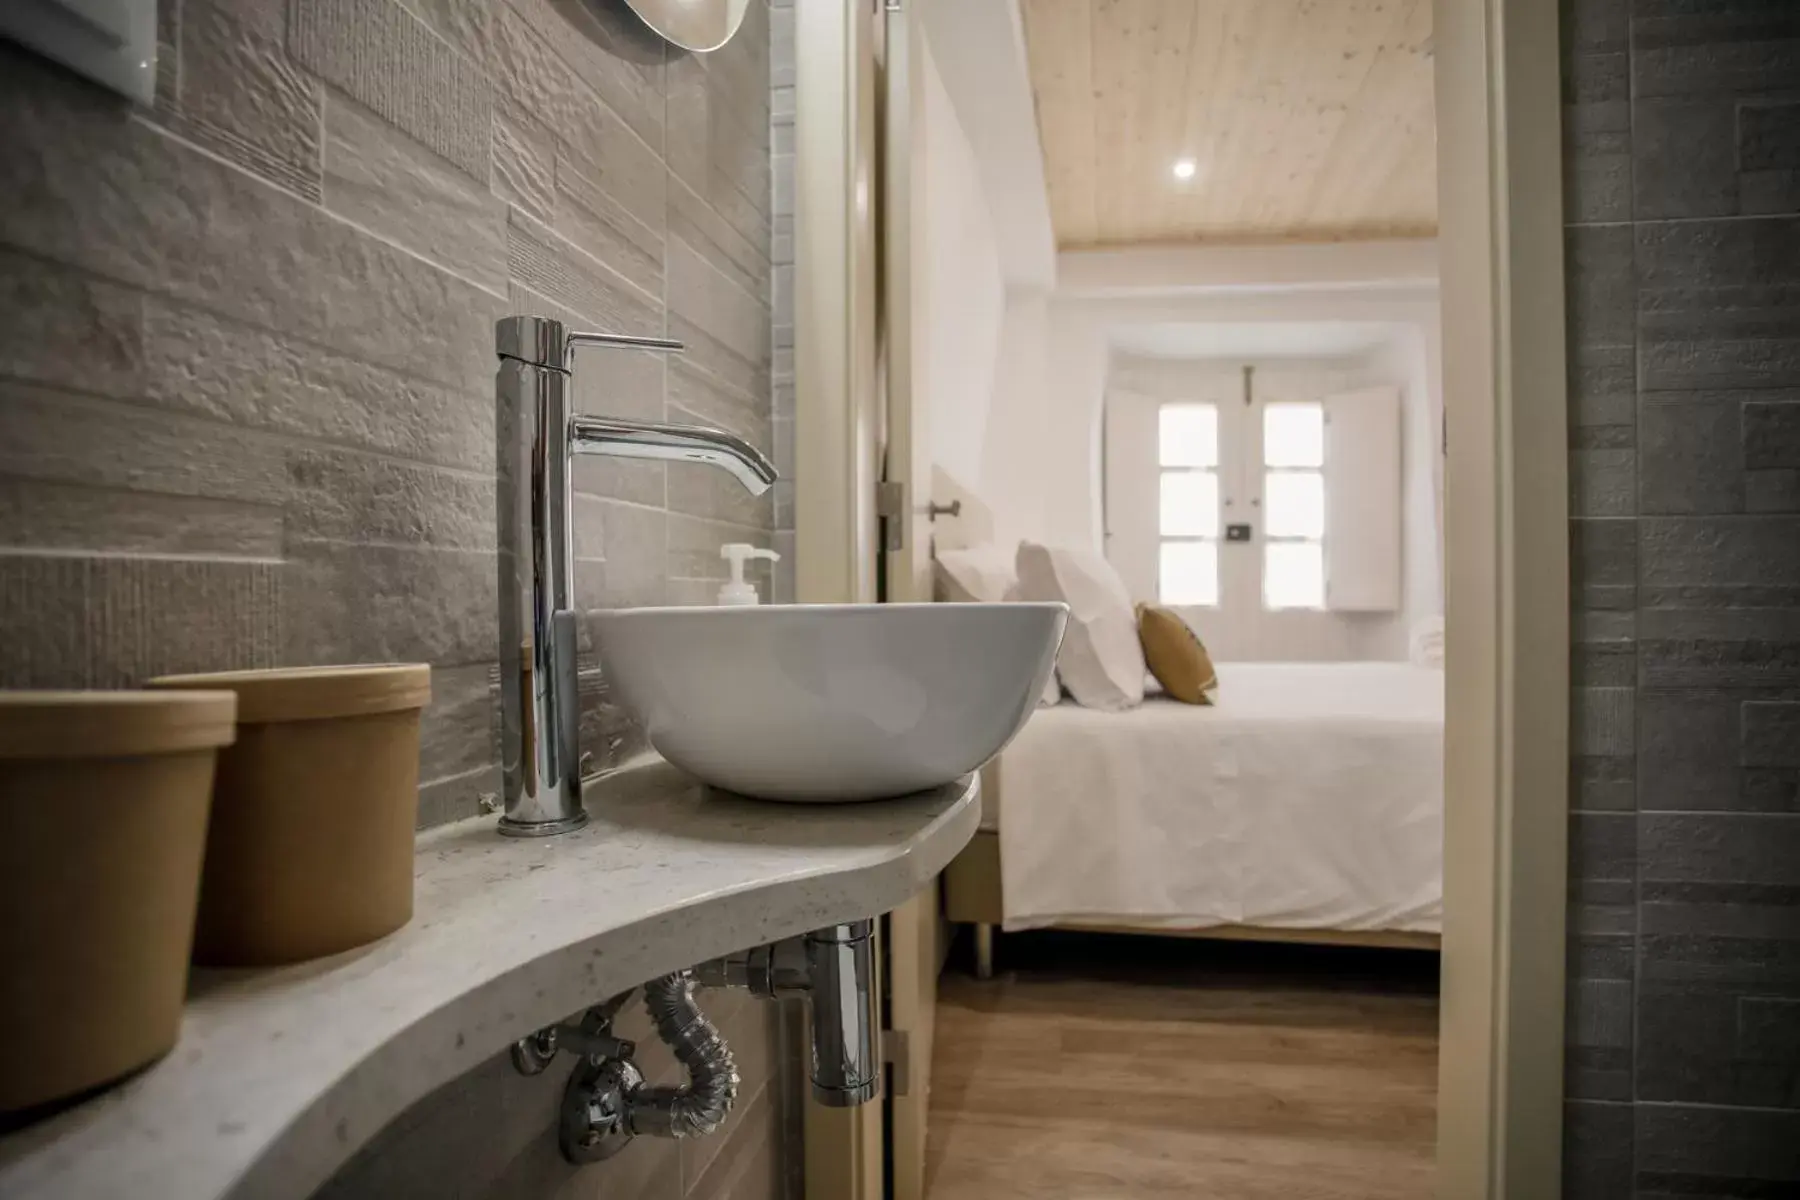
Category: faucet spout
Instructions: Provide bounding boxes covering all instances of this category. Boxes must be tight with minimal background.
[495,315,781,838]
[570,417,776,496]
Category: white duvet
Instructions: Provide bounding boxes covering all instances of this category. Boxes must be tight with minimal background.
[994,662,1444,933]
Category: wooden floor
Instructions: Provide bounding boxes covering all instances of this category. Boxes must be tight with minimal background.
[923,931,1440,1200]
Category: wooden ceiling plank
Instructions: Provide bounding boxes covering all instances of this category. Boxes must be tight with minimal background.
[1020,0,1439,249]
[1021,0,1101,247]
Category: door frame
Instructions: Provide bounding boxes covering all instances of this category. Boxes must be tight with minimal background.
[1434,0,1570,1195]
[791,0,1573,1195]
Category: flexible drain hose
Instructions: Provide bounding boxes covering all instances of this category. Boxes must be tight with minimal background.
[626,971,740,1138]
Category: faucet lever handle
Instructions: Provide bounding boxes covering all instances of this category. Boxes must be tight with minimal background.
[565,331,684,367]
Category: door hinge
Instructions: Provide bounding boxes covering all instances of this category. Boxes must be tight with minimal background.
[877,480,906,552]
[882,1028,911,1097]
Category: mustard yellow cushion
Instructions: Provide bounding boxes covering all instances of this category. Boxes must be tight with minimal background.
[1137,604,1217,705]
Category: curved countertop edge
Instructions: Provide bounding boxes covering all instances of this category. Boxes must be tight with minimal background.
[0,761,981,1200]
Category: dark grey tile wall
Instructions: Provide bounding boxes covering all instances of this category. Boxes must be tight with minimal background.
[0,0,794,1196]
[1562,0,1800,1195]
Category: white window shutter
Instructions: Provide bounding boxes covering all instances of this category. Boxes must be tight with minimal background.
[1324,387,1401,611]
[1102,390,1162,603]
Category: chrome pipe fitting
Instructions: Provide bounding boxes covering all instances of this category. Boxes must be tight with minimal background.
[804,921,879,1107]
[696,920,880,1108]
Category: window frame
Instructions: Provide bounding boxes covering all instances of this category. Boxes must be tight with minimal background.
[1259,400,1328,611]
[1155,402,1221,608]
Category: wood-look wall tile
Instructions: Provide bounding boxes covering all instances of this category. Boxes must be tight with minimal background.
[322,91,509,295]
[158,0,323,201]
[0,247,145,400]
[289,0,492,181]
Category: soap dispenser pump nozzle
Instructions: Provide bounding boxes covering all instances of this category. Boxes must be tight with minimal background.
[718,543,780,606]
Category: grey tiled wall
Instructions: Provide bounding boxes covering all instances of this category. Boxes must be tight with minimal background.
[1562,0,1800,1195]
[0,0,780,828]
[0,0,794,1196]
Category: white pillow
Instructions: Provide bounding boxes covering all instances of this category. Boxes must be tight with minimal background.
[1013,542,1145,711]
[1003,580,1062,707]
[933,544,1017,604]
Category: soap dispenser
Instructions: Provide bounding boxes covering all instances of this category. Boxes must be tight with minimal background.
[718,543,780,606]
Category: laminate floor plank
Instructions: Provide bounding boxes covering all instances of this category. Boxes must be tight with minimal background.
[924,932,1439,1200]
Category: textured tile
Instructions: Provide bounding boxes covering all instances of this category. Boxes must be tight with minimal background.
[322,91,508,294]
[507,207,663,333]
[1568,224,1638,353]
[1572,447,1637,517]
[282,539,498,666]
[403,0,495,66]
[1637,216,1800,392]
[1563,47,1633,225]
[670,169,772,301]
[141,298,494,472]
[0,478,283,559]
[504,0,666,152]
[1564,1100,1633,1200]
[0,53,500,393]
[1641,812,1800,889]
[0,383,287,505]
[1635,1103,1800,1199]
[284,447,494,551]
[667,455,775,529]
[1633,96,1743,220]
[1572,517,1638,610]
[1641,516,1800,589]
[1742,700,1800,767]
[0,248,143,401]
[1640,690,1761,812]
[1638,985,1800,1106]
[1640,395,1745,513]
[0,551,282,688]
[1576,687,1636,758]
[417,661,501,784]
[554,108,666,302]
[494,92,557,223]
[1740,99,1800,214]
[571,497,668,610]
[1572,812,1638,884]
[289,0,492,181]
[1631,0,1800,101]
[157,0,322,201]
[1567,976,1635,1101]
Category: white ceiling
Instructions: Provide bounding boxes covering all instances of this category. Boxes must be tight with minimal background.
[1109,321,1405,361]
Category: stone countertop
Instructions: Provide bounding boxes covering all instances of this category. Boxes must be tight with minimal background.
[0,759,980,1200]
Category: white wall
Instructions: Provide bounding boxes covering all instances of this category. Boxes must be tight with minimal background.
[1039,279,1444,554]
[918,41,1005,494]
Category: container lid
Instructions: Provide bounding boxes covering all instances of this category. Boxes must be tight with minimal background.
[148,665,432,724]
[0,690,239,759]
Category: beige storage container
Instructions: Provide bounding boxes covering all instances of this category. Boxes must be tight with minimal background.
[148,665,431,967]
[0,690,238,1115]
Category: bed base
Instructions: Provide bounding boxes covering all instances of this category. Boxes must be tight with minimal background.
[945,829,1439,980]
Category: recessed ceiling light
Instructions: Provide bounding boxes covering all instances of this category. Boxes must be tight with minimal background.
[1172,157,1198,181]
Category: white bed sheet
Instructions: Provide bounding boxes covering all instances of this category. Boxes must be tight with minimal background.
[993,662,1444,934]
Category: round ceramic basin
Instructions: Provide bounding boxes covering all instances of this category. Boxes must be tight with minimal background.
[591,603,1068,802]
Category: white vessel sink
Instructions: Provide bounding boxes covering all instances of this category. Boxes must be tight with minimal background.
[592,603,1067,802]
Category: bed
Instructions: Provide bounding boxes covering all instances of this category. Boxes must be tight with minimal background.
[943,661,1444,975]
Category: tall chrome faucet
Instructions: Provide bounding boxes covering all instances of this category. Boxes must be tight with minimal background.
[495,316,778,837]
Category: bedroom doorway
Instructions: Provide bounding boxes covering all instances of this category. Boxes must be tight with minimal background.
[789,0,1571,1195]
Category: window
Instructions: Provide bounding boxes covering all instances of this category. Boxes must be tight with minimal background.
[1157,404,1219,605]
[1262,402,1325,609]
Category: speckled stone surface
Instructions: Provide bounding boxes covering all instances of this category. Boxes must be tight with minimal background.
[0,759,978,1200]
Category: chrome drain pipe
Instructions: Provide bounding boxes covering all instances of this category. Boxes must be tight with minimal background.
[534,919,880,1167]
[698,919,879,1107]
